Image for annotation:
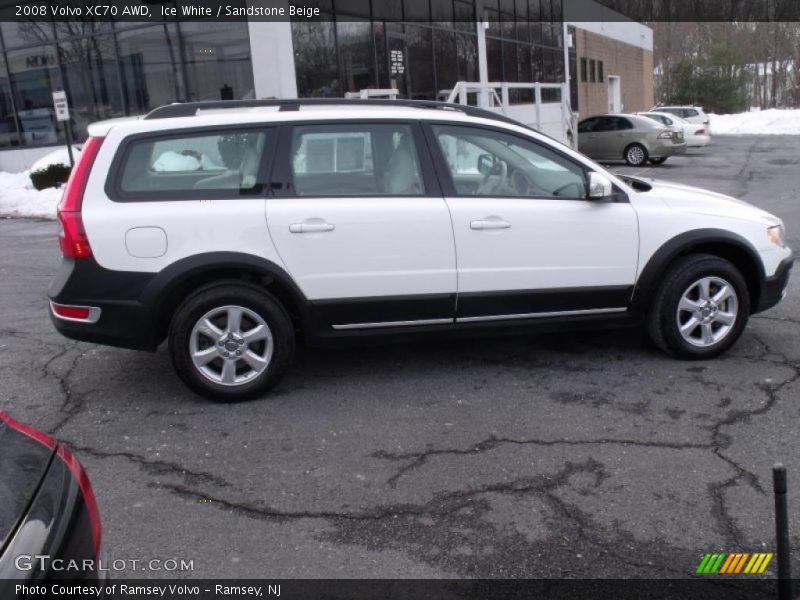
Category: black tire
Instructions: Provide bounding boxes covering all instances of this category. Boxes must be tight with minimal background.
[649,157,667,165]
[647,254,750,359]
[624,143,649,166]
[168,284,295,401]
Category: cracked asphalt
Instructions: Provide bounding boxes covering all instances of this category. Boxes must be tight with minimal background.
[1,135,799,579]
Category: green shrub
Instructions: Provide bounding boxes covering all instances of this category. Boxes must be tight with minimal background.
[30,163,72,191]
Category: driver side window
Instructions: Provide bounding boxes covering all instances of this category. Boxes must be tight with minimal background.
[433,124,587,199]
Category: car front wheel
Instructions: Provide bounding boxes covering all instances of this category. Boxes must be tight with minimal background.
[647,255,750,359]
[169,284,295,401]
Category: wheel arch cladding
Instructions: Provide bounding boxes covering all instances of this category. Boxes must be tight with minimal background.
[141,252,309,343]
[632,229,764,314]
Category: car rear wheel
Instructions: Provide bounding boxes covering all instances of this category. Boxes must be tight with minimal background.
[169,285,295,401]
[647,254,750,359]
[624,143,648,166]
[649,157,667,165]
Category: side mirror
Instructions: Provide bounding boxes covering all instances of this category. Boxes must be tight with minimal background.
[477,154,494,175]
[587,171,613,199]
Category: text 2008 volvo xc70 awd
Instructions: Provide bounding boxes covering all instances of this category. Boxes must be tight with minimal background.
[49,99,793,401]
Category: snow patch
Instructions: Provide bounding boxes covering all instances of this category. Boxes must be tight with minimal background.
[0,170,62,219]
[710,109,800,135]
[29,146,82,173]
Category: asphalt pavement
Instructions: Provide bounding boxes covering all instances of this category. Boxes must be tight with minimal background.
[1,135,799,579]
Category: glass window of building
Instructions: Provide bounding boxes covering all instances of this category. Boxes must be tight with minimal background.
[456,33,478,82]
[404,0,430,20]
[6,44,63,145]
[178,22,255,102]
[1,21,57,50]
[292,21,340,97]
[337,19,376,94]
[431,0,454,22]
[486,37,502,81]
[404,25,434,100]
[116,25,185,115]
[335,0,370,17]
[373,0,401,21]
[434,30,458,98]
[454,1,475,31]
[517,44,531,87]
[56,34,124,140]
[0,58,20,148]
[502,42,518,83]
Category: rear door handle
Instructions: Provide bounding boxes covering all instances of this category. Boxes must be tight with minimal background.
[470,218,511,230]
[289,221,335,233]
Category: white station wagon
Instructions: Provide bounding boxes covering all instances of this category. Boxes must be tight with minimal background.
[48,99,792,400]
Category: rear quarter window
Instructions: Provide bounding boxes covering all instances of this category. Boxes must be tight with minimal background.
[111,128,272,200]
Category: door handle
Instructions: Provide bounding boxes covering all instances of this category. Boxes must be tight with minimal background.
[470,218,511,230]
[289,221,335,233]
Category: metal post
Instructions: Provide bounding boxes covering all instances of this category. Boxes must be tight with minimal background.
[534,84,542,131]
[475,3,489,108]
[64,121,75,168]
[773,464,792,600]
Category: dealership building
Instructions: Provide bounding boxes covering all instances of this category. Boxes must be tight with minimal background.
[0,0,652,170]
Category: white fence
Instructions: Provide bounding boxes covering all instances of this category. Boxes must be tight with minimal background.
[445,81,578,148]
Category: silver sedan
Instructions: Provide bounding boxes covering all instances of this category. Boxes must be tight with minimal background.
[578,113,687,166]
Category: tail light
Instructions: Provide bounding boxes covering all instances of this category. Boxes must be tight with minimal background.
[695,128,706,135]
[57,443,102,555]
[50,301,101,323]
[57,136,104,259]
[0,411,102,556]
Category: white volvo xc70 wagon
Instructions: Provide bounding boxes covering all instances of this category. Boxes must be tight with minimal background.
[49,99,792,400]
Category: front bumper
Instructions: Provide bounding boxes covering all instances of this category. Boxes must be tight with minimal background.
[754,254,793,314]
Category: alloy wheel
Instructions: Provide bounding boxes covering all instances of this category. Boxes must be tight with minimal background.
[626,145,645,165]
[189,305,273,386]
[675,276,738,347]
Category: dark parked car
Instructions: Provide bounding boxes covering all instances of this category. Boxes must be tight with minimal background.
[0,411,102,587]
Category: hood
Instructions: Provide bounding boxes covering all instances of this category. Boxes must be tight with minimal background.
[632,177,780,225]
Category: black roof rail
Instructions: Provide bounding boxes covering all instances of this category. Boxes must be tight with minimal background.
[143,98,526,128]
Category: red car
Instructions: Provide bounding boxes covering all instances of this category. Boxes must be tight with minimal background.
[0,412,102,585]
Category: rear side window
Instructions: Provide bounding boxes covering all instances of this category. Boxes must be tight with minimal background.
[289,123,425,196]
[115,128,270,199]
[682,108,699,118]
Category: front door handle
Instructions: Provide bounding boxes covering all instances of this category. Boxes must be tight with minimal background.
[289,221,335,233]
[470,217,511,230]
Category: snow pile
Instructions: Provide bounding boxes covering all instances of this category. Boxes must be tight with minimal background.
[0,145,84,219]
[710,109,800,135]
[0,170,62,219]
[29,146,81,173]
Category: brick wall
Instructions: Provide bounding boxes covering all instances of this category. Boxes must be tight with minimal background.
[574,28,654,118]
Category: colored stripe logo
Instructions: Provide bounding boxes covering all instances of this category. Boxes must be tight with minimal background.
[696,552,773,574]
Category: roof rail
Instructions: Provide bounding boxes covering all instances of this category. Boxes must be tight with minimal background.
[143,98,525,128]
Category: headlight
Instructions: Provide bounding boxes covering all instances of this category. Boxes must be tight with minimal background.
[768,224,786,248]
[657,131,673,139]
